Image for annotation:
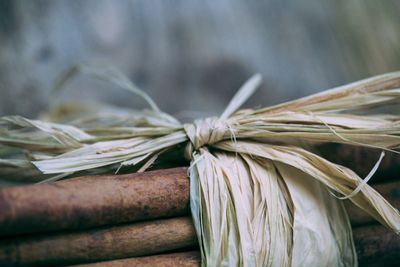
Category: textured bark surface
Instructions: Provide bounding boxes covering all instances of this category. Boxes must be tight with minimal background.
[73,251,200,267]
[1,166,398,237]
[0,218,395,267]
[0,167,190,236]
[73,229,400,267]
[0,217,197,267]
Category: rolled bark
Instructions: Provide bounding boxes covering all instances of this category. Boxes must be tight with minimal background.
[1,218,393,267]
[1,167,398,237]
[73,251,201,267]
[75,225,400,267]
[0,217,197,267]
[0,167,190,236]
[345,181,400,226]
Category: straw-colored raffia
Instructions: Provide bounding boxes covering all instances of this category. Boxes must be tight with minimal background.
[1,65,400,266]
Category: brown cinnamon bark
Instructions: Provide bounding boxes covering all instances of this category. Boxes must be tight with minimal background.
[0,218,395,267]
[72,251,201,267]
[74,226,400,267]
[0,167,190,236]
[0,167,398,237]
[0,217,197,267]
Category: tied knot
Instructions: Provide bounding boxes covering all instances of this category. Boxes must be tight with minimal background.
[183,117,229,159]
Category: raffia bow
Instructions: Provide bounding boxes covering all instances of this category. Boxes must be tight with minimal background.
[0,65,399,267]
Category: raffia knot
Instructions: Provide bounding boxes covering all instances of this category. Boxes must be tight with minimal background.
[183,117,229,159]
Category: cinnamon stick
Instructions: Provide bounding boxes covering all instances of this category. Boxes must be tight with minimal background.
[0,167,190,236]
[73,251,201,267]
[0,217,197,267]
[1,167,398,237]
[74,226,400,267]
[0,218,395,267]
[75,225,400,267]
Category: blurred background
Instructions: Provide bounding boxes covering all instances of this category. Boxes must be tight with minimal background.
[1,0,400,120]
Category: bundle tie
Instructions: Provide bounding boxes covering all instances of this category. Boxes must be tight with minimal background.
[183,117,229,160]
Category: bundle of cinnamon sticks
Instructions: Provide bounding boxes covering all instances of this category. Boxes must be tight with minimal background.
[0,145,399,267]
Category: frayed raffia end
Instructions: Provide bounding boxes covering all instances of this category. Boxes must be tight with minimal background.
[1,65,400,266]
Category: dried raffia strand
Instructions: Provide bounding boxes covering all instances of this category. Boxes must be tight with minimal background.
[0,64,399,267]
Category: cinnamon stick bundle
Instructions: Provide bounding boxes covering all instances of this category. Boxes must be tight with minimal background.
[2,68,400,266]
[75,225,400,267]
[73,251,201,267]
[0,217,197,267]
[0,217,398,267]
[0,168,189,236]
[0,167,398,237]
[72,228,400,267]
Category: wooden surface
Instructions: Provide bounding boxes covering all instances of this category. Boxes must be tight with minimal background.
[73,251,201,267]
[0,167,189,236]
[0,217,396,267]
[1,166,399,237]
[0,217,197,267]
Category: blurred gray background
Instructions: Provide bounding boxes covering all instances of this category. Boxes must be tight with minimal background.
[1,0,400,120]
